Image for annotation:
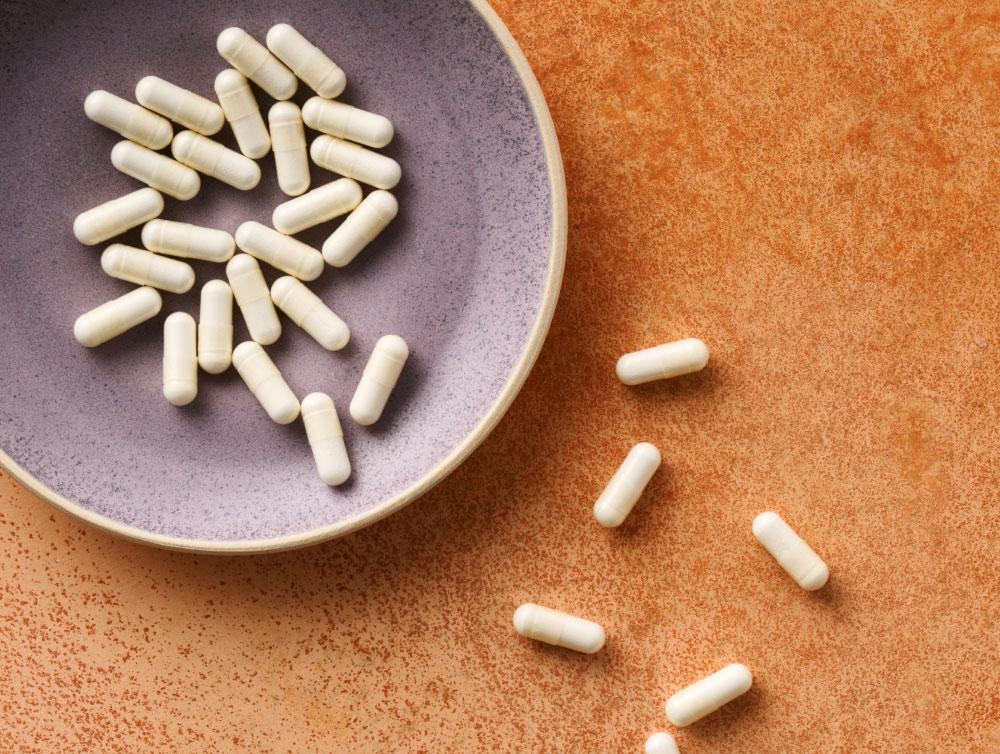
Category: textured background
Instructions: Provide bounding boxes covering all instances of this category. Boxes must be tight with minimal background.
[1,0,998,751]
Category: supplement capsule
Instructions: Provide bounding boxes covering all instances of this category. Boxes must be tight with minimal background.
[163,312,197,406]
[266,23,346,99]
[171,130,261,191]
[270,276,349,351]
[235,221,323,281]
[142,219,234,263]
[198,280,233,374]
[322,190,398,267]
[302,96,393,148]
[84,90,172,150]
[301,392,351,485]
[350,334,408,426]
[644,733,679,754]
[73,286,162,347]
[135,75,224,135]
[269,102,310,196]
[213,68,270,159]
[73,188,164,246]
[616,338,710,385]
[512,603,605,654]
[665,664,753,727]
[232,341,299,424]
[216,27,297,100]
[310,135,401,190]
[101,244,195,294]
[110,140,200,200]
[593,442,661,527]
[226,254,281,345]
[752,512,829,590]
[272,178,362,235]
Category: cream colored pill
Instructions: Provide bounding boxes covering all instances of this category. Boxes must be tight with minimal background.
[301,392,351,486]
[73,188,164,246]
[752,512,829,590]
[216,27,297,100]
[171,130,261,191]
[350,335,408,426]
[73,286,162,348]
[110,141,200,200]
[163,312,197,406]
[213,69,270,159]
[322,190,398,267]
[142,219,234,263]
[272,178,362,235]
[593,442,661,527]
[269,102,310,196]
[226,254,281,345]
[645,733,680,754]
[135,75,224,135]
[512,603,605,654]
[266,24,346,99]
[666,664,753,727]
[270,276,349,351]
[100,244,195,294]
[302,96,393,148]
[310,135,401,190]
[198,280,233,374]
[235,221,323,281]
[616,338,710,385]
[84,90,173,150]
[232,341,299,424]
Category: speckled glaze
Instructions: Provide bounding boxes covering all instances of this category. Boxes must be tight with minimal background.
[0,0,565,550]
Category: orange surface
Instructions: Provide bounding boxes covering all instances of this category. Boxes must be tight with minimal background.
[2,1,999,751]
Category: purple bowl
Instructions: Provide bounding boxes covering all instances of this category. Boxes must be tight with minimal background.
[0,0,565,552]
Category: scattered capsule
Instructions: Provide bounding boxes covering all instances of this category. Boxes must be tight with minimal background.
[269,101,310,196]
[350,334,408,426]
[232,341,299,424]
[216,27,297,100]
[593,442,661,527]
[665,664,753,727]
[235,221,323,281]
[83,90,172,150]
[213,68,270,159]
[272,178,362,235]
[512,603,605,654]
[135,75,224,135]
[645,733,679,754]
[310,134,401,190]
[100,244,195,294]
[171,130,261,191]
[302,96,393,148]
[141,219,235,263]
[163,312,197,406]
[616,338,710,385]
[322,190,397,267]
[73,286,162,348]
[226,254,281,345]
[752,512,829,590]
[198,280,233,374]
[301,392,351,486]
[266,23,346,99]
[270,276,349,351]
[73,188,164,246]
[110,140,200,200]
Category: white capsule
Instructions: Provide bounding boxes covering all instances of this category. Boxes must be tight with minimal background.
[171,130,261,191]
[616,338,710,385]
[350,334,408,426]
[232,341,299,424]
[135,75,224,135]
[322,190,398,267]
[301,96,393,148]
[268,102,310,196]
[665,664,753,727]
[141,219,235,263]
[216,27,297,101]
[301,392,351,486]
[644,733,680,754]
[213,68,270,159]
[84,90,173,150]
[310,135,401,190]
[512,603,605,654]
[198,280,233,374]
[73,188,164,246]
[266,24,346,99]
[100,244,195,294]
[73,286,162,348]
[752,512,829,590]
[225,254,281,345]
[272,178,362,235]
[593,442,661,527]
[234,221,323,281]
[110,141,200,201]
[270,276,349,351]
[162,312,197,406]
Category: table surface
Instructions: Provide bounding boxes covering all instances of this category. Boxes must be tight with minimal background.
[2,1,997,752]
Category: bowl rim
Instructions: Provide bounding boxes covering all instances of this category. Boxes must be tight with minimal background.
[0,0,568,554]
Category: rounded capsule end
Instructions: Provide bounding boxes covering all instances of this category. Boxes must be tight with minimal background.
[73,316,100,348]
[752,511,781,539]
[269,275,296,306]
[644,733,679,754]
[198,352,231,375]
[164,381,197,407]
[319,324,350,352]
[170,130,196,161]
[271,395,300,425]
[253,321,282,346]
[268,100,300,125]
[232,159,262,191]
[376,334,408,361]
[133,76,158,105]
[99,244,124,276]
[801,561,830,591]
[369,116,394,148]
[298,253,325,281]
[226,252,259,277]
[217,27,246,58]
[83,90,107,120]
[265,23,296,49]
[512,603,535,634]
[316,69,347,100]
[686,337,711,370]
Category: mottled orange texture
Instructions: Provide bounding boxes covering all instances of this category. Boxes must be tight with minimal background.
[2,0,999,751]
